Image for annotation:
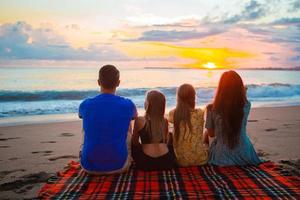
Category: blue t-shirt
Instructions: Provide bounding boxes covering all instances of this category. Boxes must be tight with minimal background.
[79,93,137,172]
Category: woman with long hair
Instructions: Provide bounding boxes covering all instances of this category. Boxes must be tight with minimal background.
[131,90,177,171]
[204,70,261,166]
[169,84,208,166]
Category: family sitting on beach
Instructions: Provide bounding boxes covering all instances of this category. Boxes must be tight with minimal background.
[79,65,262,174]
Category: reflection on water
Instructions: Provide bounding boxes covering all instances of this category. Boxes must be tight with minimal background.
[1,67,300,91]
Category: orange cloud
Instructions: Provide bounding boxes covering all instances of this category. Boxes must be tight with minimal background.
[119,42,254,69]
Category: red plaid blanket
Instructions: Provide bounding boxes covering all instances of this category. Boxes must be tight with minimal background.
[38,161,299,199]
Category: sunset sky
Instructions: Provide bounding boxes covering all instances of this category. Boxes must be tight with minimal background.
[0,0,299,69]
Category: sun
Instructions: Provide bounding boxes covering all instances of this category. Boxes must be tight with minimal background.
[203,62,217,69]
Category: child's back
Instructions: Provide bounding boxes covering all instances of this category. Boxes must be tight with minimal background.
[169,108,208,166]
[132,90,177,171]
[169,84,208,167]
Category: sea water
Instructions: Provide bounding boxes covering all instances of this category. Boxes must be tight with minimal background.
[1,66,300,122]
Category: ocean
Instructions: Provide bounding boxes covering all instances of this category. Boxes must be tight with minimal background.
[1,66,300,124]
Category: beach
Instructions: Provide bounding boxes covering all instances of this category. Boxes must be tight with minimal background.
[0,106,299,199]
[2,0,300,198]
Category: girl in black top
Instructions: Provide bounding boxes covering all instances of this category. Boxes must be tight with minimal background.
[131,90,177,171]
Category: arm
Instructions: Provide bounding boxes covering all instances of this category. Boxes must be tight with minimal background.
[203,130,209,145]
[131,100,138,120]
[132,118,142,146]
[164,118,171,144]
[168,110,175,140]
[206,128,215,137]
[203,104,215,144]
[168,109,174,123]
[78,101,86,149]
[79,99,88,119]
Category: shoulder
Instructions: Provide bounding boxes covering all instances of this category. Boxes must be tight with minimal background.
[245,100,251,107]
[169,109,175,117]
[194,108,204,114]
[191,108,204,120]
[134,116,145,129]
[205,104,215,114]
[168,109,175,122]
[136,116,144,122]
[81,93,106,106]
[112,96,136,112]
[205,104,216,120]
[117,96,135,106]
[79,97,96,118]
[79,97,93,108]
[193,108,204,118]
[206,103,213,111]
[244,100,251,111]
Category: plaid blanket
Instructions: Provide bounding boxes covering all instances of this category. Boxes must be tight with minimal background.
[38,161,299,199]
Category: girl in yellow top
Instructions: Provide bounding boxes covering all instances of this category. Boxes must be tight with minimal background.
[168,84,208,166]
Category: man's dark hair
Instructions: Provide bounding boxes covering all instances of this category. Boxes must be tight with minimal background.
[99,65,120,89]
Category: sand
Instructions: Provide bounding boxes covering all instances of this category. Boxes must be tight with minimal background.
[0,106,299,199]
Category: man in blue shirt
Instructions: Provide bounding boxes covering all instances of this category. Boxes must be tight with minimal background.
[79,65,137,174]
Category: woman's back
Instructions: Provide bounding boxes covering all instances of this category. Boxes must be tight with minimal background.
[136,116,169,157]
[169,108,208,166]
[206,101,261,166]
[132,116,177,171]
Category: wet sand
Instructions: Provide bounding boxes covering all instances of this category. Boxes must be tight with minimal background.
[0,106,299,199]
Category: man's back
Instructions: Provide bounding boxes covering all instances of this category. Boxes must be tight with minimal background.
[79,93,136,172]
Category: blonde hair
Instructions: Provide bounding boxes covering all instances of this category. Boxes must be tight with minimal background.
[174,84,196,141]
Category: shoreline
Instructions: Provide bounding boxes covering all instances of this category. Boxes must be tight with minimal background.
[1,104,300,127]
[0,105,299,198]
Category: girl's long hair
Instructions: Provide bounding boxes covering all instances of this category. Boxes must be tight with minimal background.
[174,84,196,141]
[144,90,168,143]
[212,70,246,149]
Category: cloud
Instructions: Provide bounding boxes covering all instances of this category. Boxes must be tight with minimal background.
[125,1,270,43]
[65,24,80,30]
[153,18,200,28]
[295,47,300,51]
[122,42,253,68]
[272,17,300,25]
[241,24,300,60]
[199,0,268,25]
[289,0,300,12]
[1,0,299,69]
[270,56,280,61]
[126,28,224,42]
[223,0,267,24]
[288,55,300,61]
[126,14,202,27]
[0,21,129,61]
[248,23,300,44]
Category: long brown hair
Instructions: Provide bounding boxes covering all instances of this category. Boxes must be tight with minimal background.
[174,84,196,141]
[212,70,246,149]
[144,90,168,143]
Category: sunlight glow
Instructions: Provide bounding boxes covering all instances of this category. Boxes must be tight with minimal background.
[203,62,217,69]
[120,42,253,69]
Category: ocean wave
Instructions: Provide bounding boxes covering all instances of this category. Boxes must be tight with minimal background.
[1,83,300,118]
[0,100,80,118]
[0,90,97,102]
[0,83,299,102]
